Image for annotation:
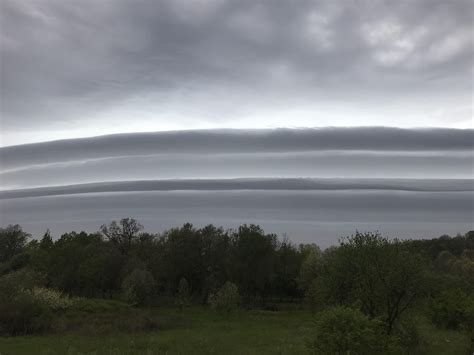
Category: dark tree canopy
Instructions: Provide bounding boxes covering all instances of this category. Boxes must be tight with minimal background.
[0,225,30,263]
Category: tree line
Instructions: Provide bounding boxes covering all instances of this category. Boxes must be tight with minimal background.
[1,219,308,304]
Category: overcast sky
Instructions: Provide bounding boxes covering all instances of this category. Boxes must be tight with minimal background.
[1,0,472,146]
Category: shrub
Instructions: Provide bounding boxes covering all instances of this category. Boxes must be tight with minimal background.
[0,292,53,335]
[28,287,72,311]
[0,269,42,298]
[209,281,241,316]
[430,288,473,329]
[121,268,156,306]
[175,277,191,310]
[0,271,57,335]
[308,306,388,354]
[393,317,422,350]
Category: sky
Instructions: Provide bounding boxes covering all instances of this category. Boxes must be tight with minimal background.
[1,0,473,146]
[0,1,473,244]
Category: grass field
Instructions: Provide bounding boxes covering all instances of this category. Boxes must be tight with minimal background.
[0,305,470,354]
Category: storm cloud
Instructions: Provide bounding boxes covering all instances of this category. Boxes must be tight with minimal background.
[1,0,473,145]
[1,128,472,189]
[0,2,472,244]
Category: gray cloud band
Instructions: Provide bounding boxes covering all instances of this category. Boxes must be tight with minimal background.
[1,128,472,170]
[1,178,473,200]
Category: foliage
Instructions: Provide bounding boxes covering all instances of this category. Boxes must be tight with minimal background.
[307,306,388,354]
[0,292,53,335]
[230,224,278,304]
[0,219,472,348]
[311,232,426,332]
[298,244,322,292]
[100,218,143,254]
[209,281,241,316]
[27,287,72,311]
[430,288,474,330]
[392,317,422,350]
[121,268,156,306]
[0,224,30,263]
[175,277,191,310]
[0,271,51,335]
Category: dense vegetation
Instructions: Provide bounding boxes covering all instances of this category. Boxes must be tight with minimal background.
[0,219,473,354]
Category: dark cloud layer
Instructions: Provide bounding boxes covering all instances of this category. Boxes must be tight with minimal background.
[1,0,472,144]
[1,127,472,169]
[2,151,472,189]
[1,178,473,200]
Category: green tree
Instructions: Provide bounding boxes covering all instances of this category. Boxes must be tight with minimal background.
[314,232,425,333]
[100,218,143,254]
[230,224,277,304]
[0,225,30,263]
[39,230,54,250]
[298,244,322,292]
[273,238,303,301]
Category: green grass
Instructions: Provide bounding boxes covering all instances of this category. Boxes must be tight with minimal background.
[0,306,470,354]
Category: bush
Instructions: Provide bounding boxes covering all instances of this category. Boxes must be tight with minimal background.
[392,317,422,350]
[175,277,191,310]
[121,268,156,306]
[209,281,241,316]
[28,287,72,311]
[430,289,473,329]
[0,269,42,298]
[0,270,55,335]
[308,306,388,354]
[0,292,53,335]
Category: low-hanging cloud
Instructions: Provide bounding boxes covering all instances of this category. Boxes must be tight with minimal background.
[1,127,472,169]
[1,178,473,200]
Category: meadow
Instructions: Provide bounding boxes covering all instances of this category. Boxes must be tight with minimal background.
[0,303,470,355]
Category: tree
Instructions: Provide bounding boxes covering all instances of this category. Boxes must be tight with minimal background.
[230,224,277,304]
[121,268,156,306]
[308,306,388,354]
[160,224,204,298]
[175,277,191,310]
[100,218,143,254]
[39,230,54,250]
[298,244,322,292]
[209,282,241,317]
[314,232,425,333]
[0,225,30,263]
[43,231,104,295]
[77,243,123,298]
[273,238,303,301]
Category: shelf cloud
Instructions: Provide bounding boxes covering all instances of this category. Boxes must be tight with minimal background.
[2,127,472,168]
